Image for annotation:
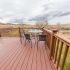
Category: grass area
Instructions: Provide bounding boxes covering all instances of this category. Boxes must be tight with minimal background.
[63,32,70,37]
[56,42,70,70]
[1,29,20,37]
[64,47,70,70]
[62,32,70,70]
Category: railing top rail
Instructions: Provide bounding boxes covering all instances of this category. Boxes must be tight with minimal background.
[43,28,70,46]
[54,34,70,46]
[43,28,53,34]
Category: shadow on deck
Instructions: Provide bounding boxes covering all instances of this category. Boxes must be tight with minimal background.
[0,37,52,70]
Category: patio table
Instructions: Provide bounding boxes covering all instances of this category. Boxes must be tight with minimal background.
[28,29,43,34]
[28,29,43,40]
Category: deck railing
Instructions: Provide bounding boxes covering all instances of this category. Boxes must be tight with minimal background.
[0,27,70,70]
[42,28,70,70]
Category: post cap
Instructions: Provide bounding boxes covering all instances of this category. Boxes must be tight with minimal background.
[52,29,58,33]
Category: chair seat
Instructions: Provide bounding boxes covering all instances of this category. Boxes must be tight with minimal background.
[37,35,47,49]
[24,34,32,47]
[38,35,46,41]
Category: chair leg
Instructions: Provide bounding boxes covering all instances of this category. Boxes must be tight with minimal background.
[45,41,46,49]
[37,41,38,50]
[25,39,26,46]
[31,41,32,48]
[20,37,22,44]
[35,39,37,45]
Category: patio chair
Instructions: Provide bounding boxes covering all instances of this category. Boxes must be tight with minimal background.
[37,35,46,49]
[24,34,32,47]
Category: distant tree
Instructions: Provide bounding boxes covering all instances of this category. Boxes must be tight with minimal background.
[36,20,48,28]
[57,23,62,30]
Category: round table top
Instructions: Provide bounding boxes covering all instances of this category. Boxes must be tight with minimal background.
[28,29,43,33]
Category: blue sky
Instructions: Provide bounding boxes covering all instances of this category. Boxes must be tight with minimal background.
[0,0,70,24]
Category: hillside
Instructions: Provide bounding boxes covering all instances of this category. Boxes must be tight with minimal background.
[0,23,70,30]
[0,23,36,28]
[46,23,70,30]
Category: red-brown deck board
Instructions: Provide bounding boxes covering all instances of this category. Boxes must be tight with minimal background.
[0,37,52,70]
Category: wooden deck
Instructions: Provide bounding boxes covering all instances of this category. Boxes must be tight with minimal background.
[0,37,52,70]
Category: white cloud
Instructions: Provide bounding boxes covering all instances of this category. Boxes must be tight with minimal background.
[0,0,70,24]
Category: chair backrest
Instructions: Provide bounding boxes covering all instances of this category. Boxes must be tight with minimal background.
[38,35,46,41]
[24,34,31,40]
